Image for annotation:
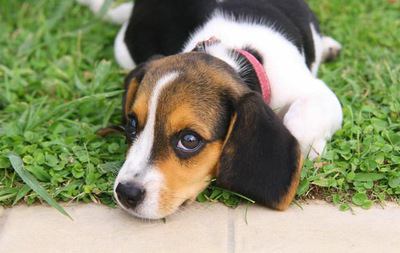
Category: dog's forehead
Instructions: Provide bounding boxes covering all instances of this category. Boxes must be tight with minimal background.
[143,71,228,139]
[129,53,244,125]
[143,53,244,89]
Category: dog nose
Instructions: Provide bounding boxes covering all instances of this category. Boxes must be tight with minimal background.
[115,182,145,209]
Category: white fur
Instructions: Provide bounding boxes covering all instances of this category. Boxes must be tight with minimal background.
[310,24,323,76]
[77,0,133,24]
[114,72,179,219]
[200,43,241,72]
[183,13,312,110]
[114,22,136,69]
[183,13,343,159]
[283,80,342,159]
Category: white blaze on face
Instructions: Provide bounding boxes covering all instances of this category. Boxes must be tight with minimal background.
[114,72,179,219]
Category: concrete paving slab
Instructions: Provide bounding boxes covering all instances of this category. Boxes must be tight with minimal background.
[233,201,400,253]
[0,201,399,253]
[0,203,230,253]
[0,206,5,237]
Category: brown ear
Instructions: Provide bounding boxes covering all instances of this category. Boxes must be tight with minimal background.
[216,92,303,210]
[121,63,147,123]
[122,55,165,123]
[97,61,148,137]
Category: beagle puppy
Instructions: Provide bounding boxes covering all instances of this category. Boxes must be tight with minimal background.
[79,0,343,219]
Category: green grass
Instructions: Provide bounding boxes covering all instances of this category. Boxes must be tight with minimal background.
[0,0,399,211]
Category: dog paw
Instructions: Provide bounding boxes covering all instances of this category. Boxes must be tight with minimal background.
[306,138,326,160]
[322,36,342,62]
[283,90,342,160]
[283,106,328,160]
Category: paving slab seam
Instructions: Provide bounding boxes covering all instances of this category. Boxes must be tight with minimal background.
[227,208,235,253]
[0,207,9,241]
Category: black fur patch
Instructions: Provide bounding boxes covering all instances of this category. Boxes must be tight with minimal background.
[232,48,263,95]
[125,0,216,64]
[124,0,319,68]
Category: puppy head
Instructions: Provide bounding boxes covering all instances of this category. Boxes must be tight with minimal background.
[107,52,302,219]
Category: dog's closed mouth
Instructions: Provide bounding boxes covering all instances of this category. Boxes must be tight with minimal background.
[180,199,191,207]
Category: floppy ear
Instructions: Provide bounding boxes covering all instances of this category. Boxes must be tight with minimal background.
[216,92,303,210]
[121,54,165,122]
[96,62,147,137]
[121,63,147,123]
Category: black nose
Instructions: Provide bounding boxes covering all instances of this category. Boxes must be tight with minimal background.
[115,182,145,209]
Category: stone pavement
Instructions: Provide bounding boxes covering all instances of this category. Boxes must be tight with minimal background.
[0,201,399,253]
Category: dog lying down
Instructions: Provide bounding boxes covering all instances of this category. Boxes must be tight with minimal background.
[79,0,343,219]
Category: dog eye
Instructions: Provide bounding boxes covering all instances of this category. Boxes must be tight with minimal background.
[176,131,203,153]
[126,114,138,140]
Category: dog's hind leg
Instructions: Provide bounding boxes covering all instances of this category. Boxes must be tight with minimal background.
[77,0,133,25]
[310,24,342,76]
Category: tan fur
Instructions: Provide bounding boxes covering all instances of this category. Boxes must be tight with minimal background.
[156,141,223,215]
[148,52,247,98]
[167,104,214,140]
[275,151,303,210]
[124,79,140,117]
[153,98,224,216]
[221,113,237,150]
[131,92,149,127]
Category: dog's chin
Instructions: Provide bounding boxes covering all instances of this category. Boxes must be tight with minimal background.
[116,202,165,220]
[122,207,165,220]
[115,196,191,220]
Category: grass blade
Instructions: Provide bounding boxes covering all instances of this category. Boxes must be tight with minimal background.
[209,185,256,204]
[12,185,31,205]
[7,153,72,219]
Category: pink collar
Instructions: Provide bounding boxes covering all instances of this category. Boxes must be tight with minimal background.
[192,37,271,104]
[236,49,271,104]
